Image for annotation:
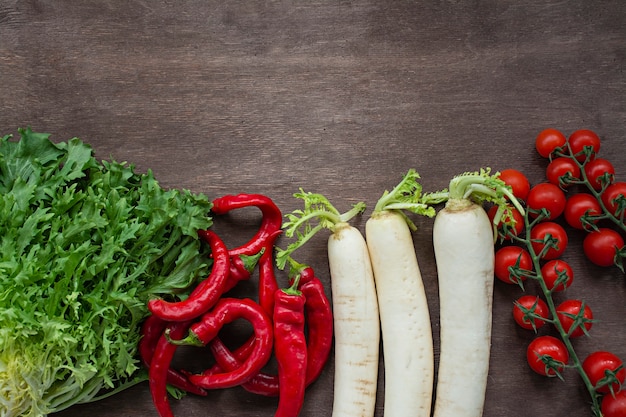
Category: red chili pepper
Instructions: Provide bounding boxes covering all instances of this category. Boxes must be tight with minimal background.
[208,337,281,396]
[211,193,283,256]
[297,275,333,385]
[258,237,280,317]
[273,282,308,417]
[207,265,333,397]
[148,320,193,417]
[283,261,333,388]
[196,227,264,292]
[297,265,315,285]
[139,315,207,396]
[201,240,281,396]
[223,249,265,293]
[170,297,273,390]
[148,230,230,321]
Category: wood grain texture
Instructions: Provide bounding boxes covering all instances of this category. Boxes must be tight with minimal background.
[2,1,626,416]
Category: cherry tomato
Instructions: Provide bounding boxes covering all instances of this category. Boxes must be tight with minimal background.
[602,390,626,417]
[583,228,625,267]
[526,335,569,377]
[582,351,626,394]
[535,128,567,158]
[556,299,593,338]
[541,259,574,291]
[564,193,602,230]
[530,222,568,260]
[526,183,566,220]
[488,205,524,240]
[568,129,601,161]
[499,168,531,201]
[584,157,615,191]
[513,295,549,330]
[494,245,532,284]
[546,157,581,188]
[602,182,626,218]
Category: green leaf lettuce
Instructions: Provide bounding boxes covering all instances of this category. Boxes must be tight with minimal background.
[0,128,213,416]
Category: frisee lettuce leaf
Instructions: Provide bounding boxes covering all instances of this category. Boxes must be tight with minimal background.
[0,127,213,416]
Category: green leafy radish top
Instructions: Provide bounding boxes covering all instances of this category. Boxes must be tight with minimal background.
[443,168,526,240]
[370,168,447,229]
[277,169,450,270]
[276,190,366,269]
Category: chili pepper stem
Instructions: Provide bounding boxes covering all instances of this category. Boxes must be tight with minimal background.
[240,248,266,272]
[280,256,306,295]
[281,279,301,296]
[164,328,203,347]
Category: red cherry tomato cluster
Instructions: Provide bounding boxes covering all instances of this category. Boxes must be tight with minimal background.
[536,128,626,270]
[493,128,626,416]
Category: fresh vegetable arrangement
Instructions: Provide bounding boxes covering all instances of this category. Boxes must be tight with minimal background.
[0,129,333,417]
[493,128,626,417]
[277,190,380,417]
[143,193,334,417]
[277,170,444,417]
[277,169,520,417]
[0,128,213,416]
[3,125,625,417]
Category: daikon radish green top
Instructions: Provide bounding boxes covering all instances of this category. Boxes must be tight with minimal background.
[443,168,526,237]
[371,169,446,223]
[276,189,366,269]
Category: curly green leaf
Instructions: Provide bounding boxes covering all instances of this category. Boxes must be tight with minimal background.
[276,188,365,269]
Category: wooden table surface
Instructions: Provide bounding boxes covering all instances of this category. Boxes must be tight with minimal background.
[2,1,626,416]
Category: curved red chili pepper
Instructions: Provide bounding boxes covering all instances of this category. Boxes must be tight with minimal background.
[207,267,333,397]
[273,285,307,417]
[257,233,281,317]
[148,230,230,321]
[148,320,193,417]
[139,315,207,396]
[211,194,283,256]
[196,228,264,293]
[170,297,273,390]
[207,230,280,393]
[208,336,280,396]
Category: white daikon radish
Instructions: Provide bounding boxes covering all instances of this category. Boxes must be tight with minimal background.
[327,223,380,417]
[277,191,380,417]
[432,169,524,417]
[365,170,444,417]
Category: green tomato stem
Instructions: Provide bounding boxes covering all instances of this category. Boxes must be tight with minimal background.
[520,209,601,415]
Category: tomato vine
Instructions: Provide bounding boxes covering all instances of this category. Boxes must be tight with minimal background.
[495,128,626,417]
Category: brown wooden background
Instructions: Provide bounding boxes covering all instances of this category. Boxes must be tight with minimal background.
[2,1,626,416]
